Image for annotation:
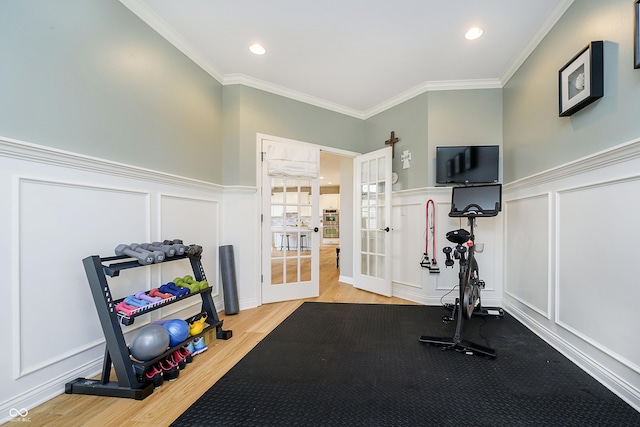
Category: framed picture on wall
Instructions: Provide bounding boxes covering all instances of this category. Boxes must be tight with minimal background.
[558,41,604,117]
[635,0,640,69]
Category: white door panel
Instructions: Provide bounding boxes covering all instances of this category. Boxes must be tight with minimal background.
[261,140,320,303]
[354,147,392,297]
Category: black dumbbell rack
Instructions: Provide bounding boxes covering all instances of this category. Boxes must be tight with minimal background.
[65,250,232,400]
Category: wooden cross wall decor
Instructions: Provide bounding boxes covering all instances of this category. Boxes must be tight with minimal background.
[385,131,399,158]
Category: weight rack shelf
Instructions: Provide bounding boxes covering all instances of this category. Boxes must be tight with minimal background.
[114,287,212,326]
[65,249,232,400]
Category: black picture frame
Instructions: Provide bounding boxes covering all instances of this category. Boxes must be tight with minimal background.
[558,41,604,117]
[635,0,640,69]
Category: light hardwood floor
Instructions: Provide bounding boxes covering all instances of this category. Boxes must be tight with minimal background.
[23,245,416,427]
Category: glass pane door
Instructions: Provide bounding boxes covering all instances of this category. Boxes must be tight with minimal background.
[261,140,320,304]
[354,147,392,296]
[270,177,313,286]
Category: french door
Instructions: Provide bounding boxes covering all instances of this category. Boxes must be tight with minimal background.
[354,147,392,296]
[261,140,321,303]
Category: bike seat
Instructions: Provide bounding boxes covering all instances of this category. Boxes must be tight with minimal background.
[446,228,471,244]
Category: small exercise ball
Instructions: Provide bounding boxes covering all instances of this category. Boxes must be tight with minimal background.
[163,319,190,347]
[130,325,170,361]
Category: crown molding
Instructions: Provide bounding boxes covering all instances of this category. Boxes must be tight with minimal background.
[363,79,502,119]
[119,0,225,82]
[224,74,366,120]
[120,0,573,120]
[500,0,574,85]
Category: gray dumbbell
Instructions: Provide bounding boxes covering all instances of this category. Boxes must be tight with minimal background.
[114,244,154,265]
[130,243,165,263]
[162,239,186,256]
[141,242,176,257]
[172,240,198,256]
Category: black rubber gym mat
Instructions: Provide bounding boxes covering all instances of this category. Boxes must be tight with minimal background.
[171,302,639,426]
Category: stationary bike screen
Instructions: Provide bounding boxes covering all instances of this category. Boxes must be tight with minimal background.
[449,183,502,217]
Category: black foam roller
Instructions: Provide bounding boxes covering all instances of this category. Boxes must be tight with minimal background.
[219,245,239,314]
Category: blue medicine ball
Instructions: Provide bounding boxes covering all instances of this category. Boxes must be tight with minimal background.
[163,319,190,347]
[130,325,170,361]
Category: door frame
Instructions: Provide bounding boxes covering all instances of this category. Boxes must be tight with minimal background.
[256,133,359,305]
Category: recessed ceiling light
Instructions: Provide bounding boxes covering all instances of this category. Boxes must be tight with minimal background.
[464,27,484,40]
[249,43,266,55]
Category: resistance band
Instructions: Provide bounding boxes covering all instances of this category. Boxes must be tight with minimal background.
[420,199,440,273]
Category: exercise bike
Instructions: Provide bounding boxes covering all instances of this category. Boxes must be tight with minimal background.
[419,184,504,358]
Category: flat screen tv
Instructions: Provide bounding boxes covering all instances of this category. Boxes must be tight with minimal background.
[435,145,499,185]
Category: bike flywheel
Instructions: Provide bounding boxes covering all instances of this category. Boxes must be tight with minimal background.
[462,284,478,319]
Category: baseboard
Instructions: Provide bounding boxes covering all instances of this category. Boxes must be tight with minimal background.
[393,286,429,305]
[503,300,640,412]
[238,297,260,312]
[0,357,102,425]
[393,286,503,310]
[338,275,353,285]
[0,302,231,424]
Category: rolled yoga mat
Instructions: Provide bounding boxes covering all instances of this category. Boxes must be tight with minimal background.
[219,245,239,314]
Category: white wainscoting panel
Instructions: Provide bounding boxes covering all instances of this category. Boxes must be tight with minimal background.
[0,136,227,423]
[433,200,459,293]
[504,193,551,318]
[504,137,640,411]
[221,186,260,311]
[391,203,423,289]
[390,187,503,307]
[15,178,150,378]
[556,178,640,373]
[159,194,222,316]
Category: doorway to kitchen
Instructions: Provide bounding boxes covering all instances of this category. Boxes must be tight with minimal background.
[258,134,356,305]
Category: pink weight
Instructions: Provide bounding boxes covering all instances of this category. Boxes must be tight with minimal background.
[150,288,173,299]
[115,301,138,317]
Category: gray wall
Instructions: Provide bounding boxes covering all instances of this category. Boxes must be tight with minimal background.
[1,1,504,191]
[222,85,365,186]
[365,93,429,190]
[0,0,224,183]
[365,89,503,189]
[427,90,503,186]
[503,0,640,182]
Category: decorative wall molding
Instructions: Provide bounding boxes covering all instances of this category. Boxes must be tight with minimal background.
[554,175,640,375]
[0,136,224,192]
[13,178,152,379]
[500,0,575,85]
[504,300,640,412]
[392,186,452,198]
[503,193,552,320]
[122,0,574,120]
[222,185,258,195]
[556,317,640,376]
[0,136,230,419]
[391,186,503,309]
[505,137,640,192]
[503,137,640,412]
[1,354,103,424]
[118,0,225,82]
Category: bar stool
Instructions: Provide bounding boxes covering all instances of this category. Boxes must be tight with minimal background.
[300,234,308,251]
[280,234,290,251]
